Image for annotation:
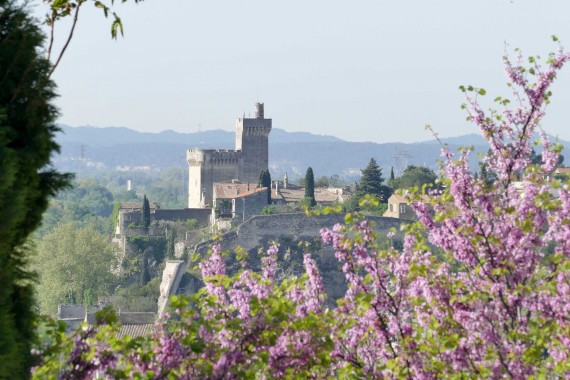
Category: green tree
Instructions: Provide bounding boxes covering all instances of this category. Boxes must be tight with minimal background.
[259,169,271,204]
[140,252,150,285]
[0,1,71,376]
[314,176,329,188]
[389,165,437,190]
[35,178,116,237]
[356,158,391,202]
[530,148,564,167]
[304,167,317,207]
[141,194,150,229]
[328,174,342,188]
[34,223,117,315]
[165,228,176,260]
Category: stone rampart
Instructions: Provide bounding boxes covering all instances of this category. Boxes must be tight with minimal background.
[158,260,187,315]
[195,213,403,256]
[155,208,211,226]
[192,213,406,303]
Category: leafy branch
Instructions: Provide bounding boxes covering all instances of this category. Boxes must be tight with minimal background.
[43,0,144,76]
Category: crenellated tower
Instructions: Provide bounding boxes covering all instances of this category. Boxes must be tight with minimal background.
[235,102,272,184]
[187,103,272,209]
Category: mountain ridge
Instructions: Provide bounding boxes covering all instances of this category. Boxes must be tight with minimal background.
[54,125,568,180]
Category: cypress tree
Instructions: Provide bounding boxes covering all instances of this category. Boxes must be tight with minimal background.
[304,167,317,207]
[140,252,150,285]
[259,170,271,204]
[0,1,71,377]
[142,195,150,229]
[390,166,395,180]
[166,228,176,259]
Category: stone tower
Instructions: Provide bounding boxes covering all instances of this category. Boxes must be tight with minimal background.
[235,103,272,184]
[187,103,272,208]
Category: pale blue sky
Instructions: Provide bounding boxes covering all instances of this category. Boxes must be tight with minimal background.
[41,0,570,143]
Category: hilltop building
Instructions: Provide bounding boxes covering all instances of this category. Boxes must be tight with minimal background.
[187,103,272,208]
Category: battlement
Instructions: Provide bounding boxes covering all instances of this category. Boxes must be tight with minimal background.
[234,121,272,138]
[187,149,241,166]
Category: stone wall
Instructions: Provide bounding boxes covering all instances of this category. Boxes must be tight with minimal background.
[195,213,403,255]
[231,188,269,223]
[158,260,187,314]
[57,304,86,319]
[192,213,405,303]
[188,149,241,208]
[155,208,211,226]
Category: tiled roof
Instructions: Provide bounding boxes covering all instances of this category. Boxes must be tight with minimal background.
[387,194,429,204]
[115,324,154,339]
[85,312,156,325]
[388,194,407,203]
[86,323,154,339]
[214,183,267,199]
[86,312,156,338]
[555,167,570,175]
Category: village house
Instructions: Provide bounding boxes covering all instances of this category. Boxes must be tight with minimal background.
[383,194,430,220]
[211,182,269,230]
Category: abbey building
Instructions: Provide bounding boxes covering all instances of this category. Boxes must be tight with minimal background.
[187,103,272,208]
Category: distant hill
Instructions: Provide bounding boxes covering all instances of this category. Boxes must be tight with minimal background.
[54,125,568,181]
[58,125,343,147]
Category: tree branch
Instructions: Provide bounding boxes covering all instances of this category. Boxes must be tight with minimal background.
[48,2,82,78]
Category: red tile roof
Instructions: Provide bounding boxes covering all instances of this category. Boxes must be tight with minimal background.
[214,183,267,199]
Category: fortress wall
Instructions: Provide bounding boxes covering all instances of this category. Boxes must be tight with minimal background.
[192,213,406,302]
[188,149,241,208]
[158,260,187,315]
[195,213,404,256]
[155,208,211,226]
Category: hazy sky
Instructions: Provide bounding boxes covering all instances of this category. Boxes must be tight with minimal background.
[41,0,570,143]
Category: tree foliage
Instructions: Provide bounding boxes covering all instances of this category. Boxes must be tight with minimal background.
[141,194,150,229]
[388,165,437,190]
[34,223,117,316]
[43,0,145,76]
[259,169,271,204]
[0,1,71,376]
[314,174,343,188]
[357,158,385,196]
[31,44,570,379]
[346,158,392,211]
[304,167,317,207]
[35,178,115,237]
